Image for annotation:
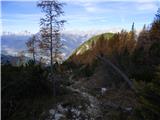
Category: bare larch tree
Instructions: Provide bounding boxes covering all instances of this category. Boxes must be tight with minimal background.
[38,0,65,72]
[37,0,66,96]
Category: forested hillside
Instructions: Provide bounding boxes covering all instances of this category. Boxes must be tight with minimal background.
[63,8,160,119]
[68,13,160,82]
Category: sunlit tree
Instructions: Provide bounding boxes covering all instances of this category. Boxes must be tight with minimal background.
[37,0,66,96]
[38,0,66,73]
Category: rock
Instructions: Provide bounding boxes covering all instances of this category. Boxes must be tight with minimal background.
[78,105,82,109]
[90,104,94,107]
[57,104,65,112]
[49,109,55,115]
[101,88,107,95]
[54,113,64,120]
[125,107,132,111]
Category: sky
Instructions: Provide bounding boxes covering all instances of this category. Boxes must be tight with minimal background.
[1,0,160,34]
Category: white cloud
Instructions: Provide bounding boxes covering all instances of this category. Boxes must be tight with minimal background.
[64,0,159,13]
[64,27,123,33]
[137,2,158,11]
[82,3,97,12]
[85,6,97,12]
[65,14,107,21]
[82,2,108,13]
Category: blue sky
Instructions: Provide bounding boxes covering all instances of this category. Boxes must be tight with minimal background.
[1,0,160,34]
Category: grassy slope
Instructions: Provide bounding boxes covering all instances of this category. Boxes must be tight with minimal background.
[68,32,114,59]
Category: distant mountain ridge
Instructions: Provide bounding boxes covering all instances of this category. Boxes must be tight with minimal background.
[1,32,97,59]
[1,54,19,65]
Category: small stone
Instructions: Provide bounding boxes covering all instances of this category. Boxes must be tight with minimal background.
[125,107,132,111]
[49,109,55,115]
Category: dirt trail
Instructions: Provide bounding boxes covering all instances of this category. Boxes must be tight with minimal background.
[67,84,102,119]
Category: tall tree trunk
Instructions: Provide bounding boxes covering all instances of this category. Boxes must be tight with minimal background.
[37,0,66,97]
[50,16,56,96]
[50,22,53,74]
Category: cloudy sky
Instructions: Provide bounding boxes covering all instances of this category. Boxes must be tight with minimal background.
[1,0,160,34]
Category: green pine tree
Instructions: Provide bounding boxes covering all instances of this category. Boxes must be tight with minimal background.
[137,65,160,120]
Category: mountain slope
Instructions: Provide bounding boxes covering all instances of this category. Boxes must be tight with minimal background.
[68,32,114,64]
[1,54,19,65]
[70,33,113,56]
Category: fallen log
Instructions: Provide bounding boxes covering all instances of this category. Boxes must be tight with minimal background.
[97,55,136,91]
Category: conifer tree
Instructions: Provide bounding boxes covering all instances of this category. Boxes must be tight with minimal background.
[37,0,66,96]
[38,0,66,73]
[138,65,160,120]
[149,8,160,65]
[128,22,136,54]
[150,8,160,43]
